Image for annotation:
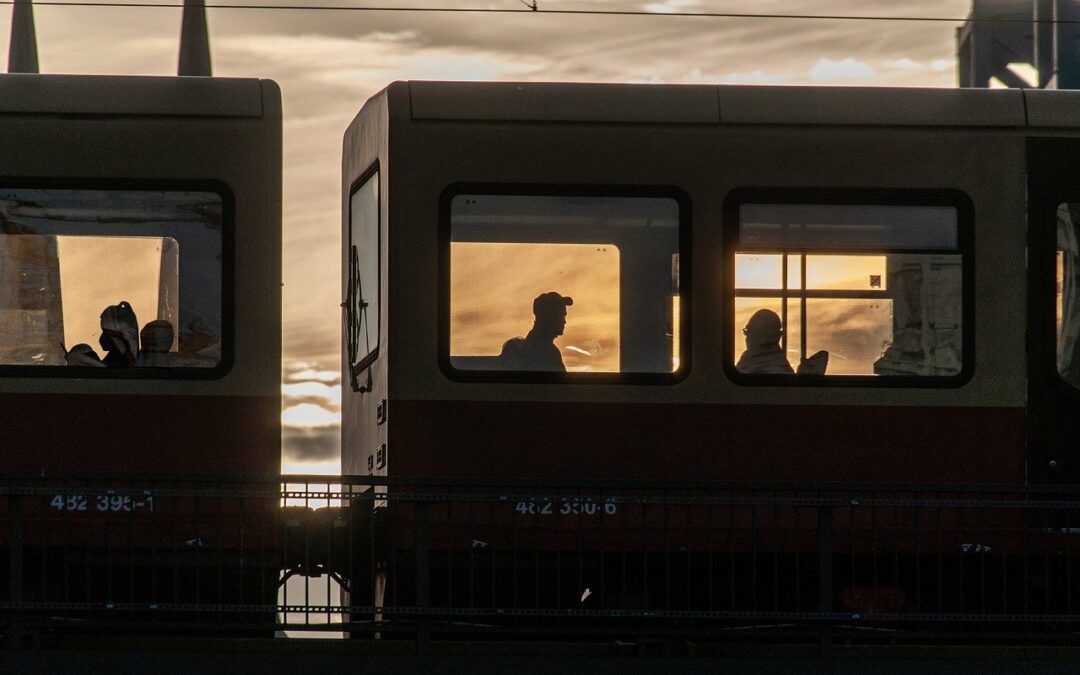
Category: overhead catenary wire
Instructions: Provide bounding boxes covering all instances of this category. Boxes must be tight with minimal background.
[1,1,1080,25]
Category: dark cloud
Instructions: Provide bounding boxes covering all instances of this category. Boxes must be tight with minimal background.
[283,426,340,462]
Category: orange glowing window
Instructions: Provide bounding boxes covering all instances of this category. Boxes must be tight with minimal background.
[0,187,225,372]
[451,242,621,372]
[447,192,683,377]
[733,198,964,379]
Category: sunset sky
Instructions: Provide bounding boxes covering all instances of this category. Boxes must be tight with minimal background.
[1,0,977,473]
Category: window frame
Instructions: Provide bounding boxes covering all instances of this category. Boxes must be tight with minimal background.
[1054,199,1080,400]
[345,163,381,392]
[438,182,692,385]
[722,187,975,388]
[0,176,235,380]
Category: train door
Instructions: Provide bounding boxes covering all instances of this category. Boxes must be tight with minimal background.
[1027,139,1080,483]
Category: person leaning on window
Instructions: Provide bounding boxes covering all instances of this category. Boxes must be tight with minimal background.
[736,309,794,375]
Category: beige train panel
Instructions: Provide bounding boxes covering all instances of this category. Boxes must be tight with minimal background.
[0,74,264,117]
[383,116,1027,409]
[410,80,719,124]
[1024,88,1080,128]
[718,85,1025,128]
[0,78,281,399]
[341,88,392,477]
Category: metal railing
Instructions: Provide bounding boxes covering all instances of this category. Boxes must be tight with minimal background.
[3,472,1080,647]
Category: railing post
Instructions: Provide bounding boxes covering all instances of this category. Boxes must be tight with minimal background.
[414,498,430,654]
[8,495,24,647]
[817,505,833,656]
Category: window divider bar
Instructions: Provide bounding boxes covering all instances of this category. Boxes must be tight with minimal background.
[734,289,891,300]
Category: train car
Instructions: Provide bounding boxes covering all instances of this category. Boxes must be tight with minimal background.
[0,74,282,619]
[0,74,281,475]
[341,81,1079,486]
[338,81,1080,623]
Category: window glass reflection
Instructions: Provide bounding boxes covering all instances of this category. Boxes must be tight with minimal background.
[1059,203,1080,389]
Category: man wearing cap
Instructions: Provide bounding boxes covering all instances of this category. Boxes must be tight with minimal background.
[501,291,573,372]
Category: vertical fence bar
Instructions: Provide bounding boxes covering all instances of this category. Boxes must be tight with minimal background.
[9,495,22,604]
[414,498,430,653]
[817,505,833,655]
[8,494,24,646]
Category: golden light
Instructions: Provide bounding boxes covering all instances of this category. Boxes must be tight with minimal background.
[450,242,621,372]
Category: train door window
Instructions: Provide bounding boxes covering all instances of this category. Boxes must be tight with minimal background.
[444,189,687,381]
[0,186,227,375]
[727,191,971,383]
[1058,203,1080,389]
[345,168,379,391]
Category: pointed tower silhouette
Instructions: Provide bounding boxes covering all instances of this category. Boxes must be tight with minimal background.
[179,0,212,76]
[8,0,40,73]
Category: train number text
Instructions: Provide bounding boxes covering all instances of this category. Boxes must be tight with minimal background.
[50,493,154,513]
[513,499,618,517]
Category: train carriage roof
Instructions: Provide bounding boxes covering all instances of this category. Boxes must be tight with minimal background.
[398,80,1080,129]
[0,74,267,117]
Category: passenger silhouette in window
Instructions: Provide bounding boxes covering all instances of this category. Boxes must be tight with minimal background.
[136,319,174,367]
[99,301,140,368]
[500,291,573,372]
[736,309,794,375]
[64,342,105,367]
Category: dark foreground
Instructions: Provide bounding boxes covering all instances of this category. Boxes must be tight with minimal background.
[4,640,1080,675]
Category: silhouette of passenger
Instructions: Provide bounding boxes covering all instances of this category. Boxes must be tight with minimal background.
[500,291,573,372]
[136,319,174,367]
[98,301,139,368]
[64,343,105,367]
[736,309,794,375]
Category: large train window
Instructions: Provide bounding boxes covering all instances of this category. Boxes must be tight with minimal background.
[1058,203,1080,390]
[0,185,228,375]
[726,190,971,384]
[345,167,379,392]
[442,187,687,381]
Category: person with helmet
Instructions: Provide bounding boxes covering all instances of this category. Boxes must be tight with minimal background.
[736,308,794,375]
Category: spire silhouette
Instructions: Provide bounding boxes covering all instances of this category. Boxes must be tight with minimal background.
[8,0,40,74]
[179,0,212,76]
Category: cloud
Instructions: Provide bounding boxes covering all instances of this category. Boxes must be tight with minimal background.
[283,403,339,428]
[717,69,789,85]
[281,459,340,476]
[282,426,339,462]
[809,57,875,82]
[886,58,922,71]
[644,0,703,13]
[286,366,339,383]
[283,381,342,406]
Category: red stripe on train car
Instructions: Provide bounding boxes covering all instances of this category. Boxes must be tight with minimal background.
[0,393,280,474]
[390,400,1025,484]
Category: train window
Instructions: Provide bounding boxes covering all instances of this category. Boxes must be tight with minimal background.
[729,195,968,382]
[1058,203,1080,389]
[445,190,685,379]
[0,186,226,374]
[345,168,379,391]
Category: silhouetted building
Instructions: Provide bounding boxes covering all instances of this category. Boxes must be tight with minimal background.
[959,0,1080,88]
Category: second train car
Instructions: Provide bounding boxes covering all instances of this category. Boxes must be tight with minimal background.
[341,81,1080,486]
